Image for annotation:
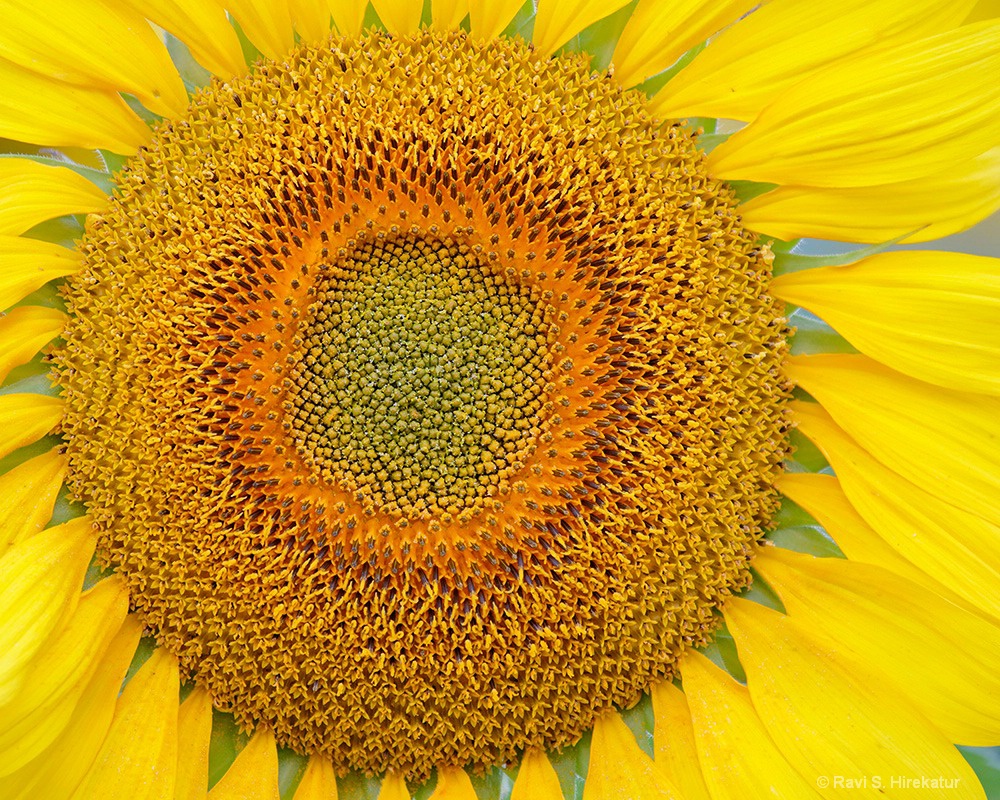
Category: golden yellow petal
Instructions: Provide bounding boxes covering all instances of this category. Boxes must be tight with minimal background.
[0,0,187,118]
[758,547,1000,746]
[583,711,684,800]
[0,159,108,237]
[655,0,974,121]
[680,652,823,799]
[328,0,369,35]
[0,615,141,798]
[788,354,1000,526]
[0,448,66,559]
[288,0,334,42]
[649,682,710,800]
[0,235,80,312]
[429,766,477,800]
[0,517,94,706]
[966,0,1000,22]
[430,0,468,29]
[226,0,296,60]
[467,0,524,40]
[0,577,127,774]
[710,22,1000,186]
[510,748,563,800]
[533,0,632,58]
[370,0,422,34]
[175,687,213,800]
[291,757,337,800]
[377,774,411,800]
[126,0,247,78]
[612,0,758,89]
[794,401,1000,621]
[0,306,67,383]
[0,395,64,461]
[739,147,1000,244]
[207,727,280,800]
[725,597,986,800]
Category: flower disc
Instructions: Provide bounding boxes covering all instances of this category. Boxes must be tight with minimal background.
[55,31,790,777]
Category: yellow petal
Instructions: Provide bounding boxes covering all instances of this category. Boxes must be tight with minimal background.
[0,306,67,383]
[377,774,411,800]
[510,748,562,800]
[777,473,976,611]
[967,0,1000,22]
[0,0,187,118]
[710,22,1000,187]
[655,0,975,121]
[794,401,1000,621]
[208,727,280,800]
[0,577,127,774]
[328,0,369,35]
[226,0,296,60]
[291,756,338,800]
[288,0,333,42]
[429,766,477,800]
[584,711,684,800]
[0,516,94,705]
[0,615,141,798]
[431,0,468,29]
[775,252,1000,395]
[468,0,524,40]
[724,597,985,799]
[788,354,1000,527]
[127,0,247,78]
[0,395,64,461]
[532,0,633,58]
[649,682,710,800]
[0,447,67,559]
[175,687,213,800]
[757,547,1000,746]
[0,159,108,237]
[0,235,80,311]
[740,147,1000,245]
[680,652,823,799]
[371,0,423,34]
[71,646,180,800]
[612,0,758,89]
[0,60,150,154]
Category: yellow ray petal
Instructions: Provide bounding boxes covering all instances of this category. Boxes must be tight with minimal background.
[429,766,477,800]
[226,0,296,60]
[777,473,977,612]
[431,0,468,29]
[532,0,633,58]
[794,401,1000,621]
[0,577,127,775]
[510,747,562,800]
[0,448,67,559]
[775,253,1000,395]
[724,597,985,799]
[288,0,334,42]
[0,0,187,118]
[0,60,150,154]
[655,0,974,122]
[757,547,1000,746]
[0,159,108,237]
[0,235,81,312]
[291,756,338,800]
[612,0,758,89]
[788,354,1000,527]
[0,395,64,461]
[649,682,710,800]
[680,652,823,800]
[71,647,180,800]
[710,22,1000,187]
[328,0,369,35]
[0,516,94,705]
[967,0,1000,22]
[740,147,1000,245]
[0,306,67,383]
[584,711,684,800]
[371,0,423,34]
[208,727,280,800]
[468,0,524,40]
[127,0,247,78]
[378,774,411,800]
[175,687,213,800]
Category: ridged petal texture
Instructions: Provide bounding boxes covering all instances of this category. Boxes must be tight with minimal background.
[467,0,524,40]
[0,158,108,236]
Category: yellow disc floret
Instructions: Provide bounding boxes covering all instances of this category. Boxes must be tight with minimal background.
[55,30,790,777]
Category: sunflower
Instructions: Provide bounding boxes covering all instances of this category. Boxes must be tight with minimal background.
[1,0,999,798]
